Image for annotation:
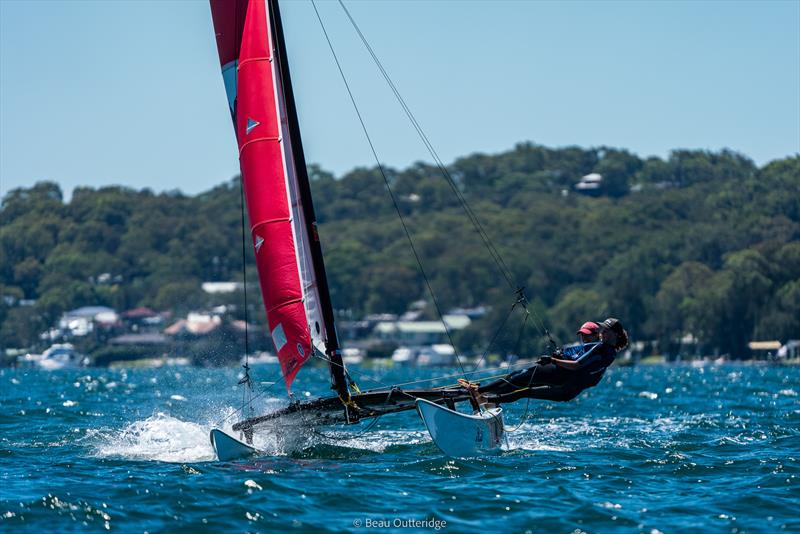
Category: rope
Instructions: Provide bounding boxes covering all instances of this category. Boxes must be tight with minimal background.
[499,383,558,433]
[310,0,468,379]
[503,318,538,432]
[500,309,541,432]
[503,395,533,433]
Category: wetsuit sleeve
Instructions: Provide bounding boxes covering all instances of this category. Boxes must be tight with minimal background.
[560,342,601,361]
[574,343,602,368]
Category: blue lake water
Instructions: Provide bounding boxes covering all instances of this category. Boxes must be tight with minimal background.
[1,363,797,532]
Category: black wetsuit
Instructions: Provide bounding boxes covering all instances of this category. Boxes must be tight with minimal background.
[478,342,616,403]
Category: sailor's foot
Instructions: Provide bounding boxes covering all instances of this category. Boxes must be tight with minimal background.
[458,378,489,408]
[457,378,480,391]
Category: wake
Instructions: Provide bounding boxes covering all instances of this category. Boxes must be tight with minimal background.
[89,410,429,462]
[92,412,219,463]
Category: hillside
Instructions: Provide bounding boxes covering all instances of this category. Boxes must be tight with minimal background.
[1,143,798,358]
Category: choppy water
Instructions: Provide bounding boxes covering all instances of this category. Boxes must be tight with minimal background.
[1,363,797,532]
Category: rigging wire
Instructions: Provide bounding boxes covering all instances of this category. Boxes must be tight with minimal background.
[310,350,537,397]
[471,291,528,372]
[336,0,559,349]
[215,366,285,427]
[310,0,468,379]
[336,0,516,291]
[238,175,254,416]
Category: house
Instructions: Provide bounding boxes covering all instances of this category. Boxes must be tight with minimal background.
[575,173,603,195]
[59,306,118,337]
[164,313,222,337]
[374,314,471,345]
[201,282,243,294]
[121,307,164,333]
[748,340,782,360]
[448,306,488,320]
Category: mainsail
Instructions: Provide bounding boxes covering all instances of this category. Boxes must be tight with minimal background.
[209,0,348,397]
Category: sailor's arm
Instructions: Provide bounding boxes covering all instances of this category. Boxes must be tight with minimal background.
[543,343,601,370]
[550,357,581,370]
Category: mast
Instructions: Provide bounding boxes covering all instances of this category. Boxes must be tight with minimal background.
[267,0,351,404]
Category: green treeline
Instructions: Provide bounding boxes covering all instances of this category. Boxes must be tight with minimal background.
[1,143,798,358]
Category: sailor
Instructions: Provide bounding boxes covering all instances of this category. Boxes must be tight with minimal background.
[576,321,600,344]
[468,318,627,404]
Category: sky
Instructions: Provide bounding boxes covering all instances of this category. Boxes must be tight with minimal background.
[1,0,798,200]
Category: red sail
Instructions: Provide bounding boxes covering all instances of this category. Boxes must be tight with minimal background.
[209,0,247,121]
[210,0,311,389]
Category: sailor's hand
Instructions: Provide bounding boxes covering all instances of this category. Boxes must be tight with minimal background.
[538,356,553,365]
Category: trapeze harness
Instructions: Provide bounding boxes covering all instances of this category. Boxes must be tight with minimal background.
[477,342,616,403]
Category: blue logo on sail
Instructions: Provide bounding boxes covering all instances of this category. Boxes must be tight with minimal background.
[246,117,259,134]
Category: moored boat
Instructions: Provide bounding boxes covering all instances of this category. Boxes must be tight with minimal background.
[31,343,89,370]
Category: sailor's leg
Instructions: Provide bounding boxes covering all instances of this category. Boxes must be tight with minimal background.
[478,367,537,395]
[490,383,582,404]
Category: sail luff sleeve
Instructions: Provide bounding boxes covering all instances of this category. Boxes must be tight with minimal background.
[268,0,349,399]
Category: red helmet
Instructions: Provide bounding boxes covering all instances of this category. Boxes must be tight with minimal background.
[576,321,600,335]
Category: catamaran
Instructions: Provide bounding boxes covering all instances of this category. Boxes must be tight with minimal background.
[208,0,546,459]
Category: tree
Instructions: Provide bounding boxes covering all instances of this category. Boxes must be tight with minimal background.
[152,280,205,313]
[0,307,43,349]
[755,280,800,342]
[365,264,419,314]
[0,148,797,355]
[597,241,679,338]
[549,287,608,342]
[592,148,641,197]
[13,258,43,298]
[694,250,773,358]
[649,261,715,355]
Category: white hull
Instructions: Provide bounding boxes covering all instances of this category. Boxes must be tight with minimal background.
[415,398,504,457]
[210,428,258,461]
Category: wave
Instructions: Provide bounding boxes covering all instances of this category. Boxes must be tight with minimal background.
[91,412,218,463]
